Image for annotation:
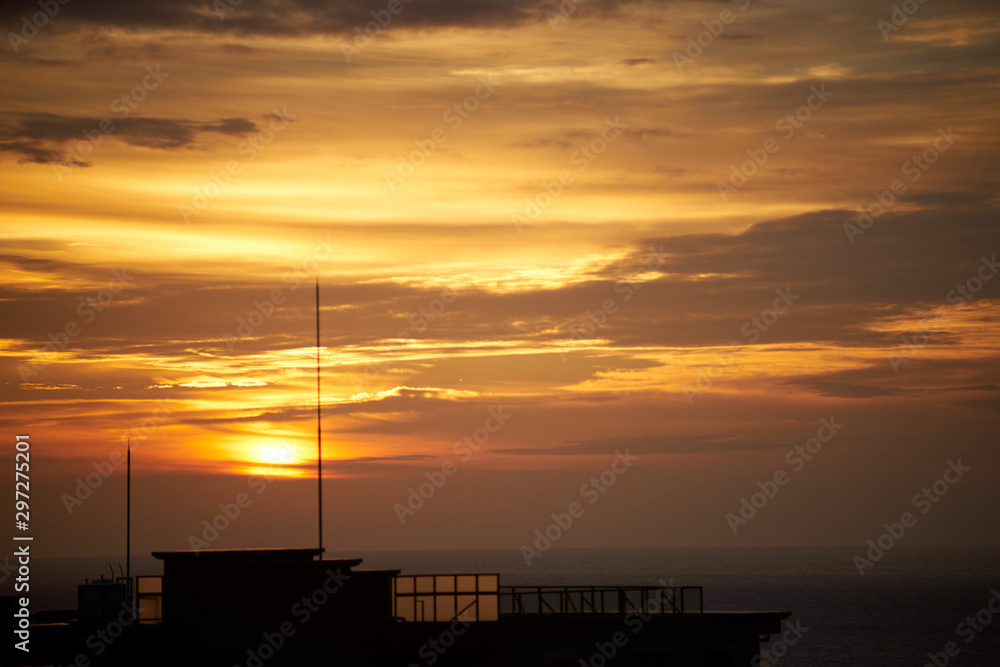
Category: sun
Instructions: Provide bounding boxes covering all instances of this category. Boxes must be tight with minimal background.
[245,442,307,478]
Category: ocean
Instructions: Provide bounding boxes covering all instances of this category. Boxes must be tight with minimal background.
[14,547,1000,665]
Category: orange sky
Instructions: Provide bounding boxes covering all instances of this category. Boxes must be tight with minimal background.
[1,0,999,557]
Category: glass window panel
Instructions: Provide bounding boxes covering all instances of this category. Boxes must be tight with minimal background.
[416,595,435,621]
[478,594,498,621]
[456,575,477,592]
[416,576,435,593]
[395,577,414,594]
[137,577,162,594]
[456,594,476,618]
[435,596,456,621]
[396,597,415,622]
[435,575,455,593]
[456,596,477,622]
[477,575,498,592]
[137,597,161,621]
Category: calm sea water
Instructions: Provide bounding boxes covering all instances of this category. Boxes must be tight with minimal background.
[13,547,1000,666]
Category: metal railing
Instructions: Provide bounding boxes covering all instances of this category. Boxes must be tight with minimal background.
[500,585,702,616]
[393,574,500,622]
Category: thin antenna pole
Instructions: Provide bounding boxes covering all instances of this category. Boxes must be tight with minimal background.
[316,277,323,556]
[126,438,131,611]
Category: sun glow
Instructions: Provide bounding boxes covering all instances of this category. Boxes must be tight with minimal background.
[243,442,309,478]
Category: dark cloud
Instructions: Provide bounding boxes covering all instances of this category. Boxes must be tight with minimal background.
[0,0,658,37]
[512,138,572,150]
[782,358,1000,402]
[652,165,691,176]
[784,379,905,399]
[197,117,259,135]
[493,433,779,456]
[953,396,1000,413]
[942,384,1000,392]
[0,140,86,166]
[633,126,680,142]
[346,454,433,462]
[218,43,262,55]
[1,202,997,400]
[1,0,995,40]
[0,112,258,166]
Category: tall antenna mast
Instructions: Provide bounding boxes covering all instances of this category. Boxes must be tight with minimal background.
[316,277,323,556]
[126,437,131,610]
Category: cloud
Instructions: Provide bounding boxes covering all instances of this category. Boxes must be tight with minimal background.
[493,433,779,456]
[2,201,997,370]
[347,386,480,402]
[512,138,573,150]
[196,117,259,135]
[0,140,83,166]
[345,454,434,462]
[0,0,662,37]
[782,357,1000,401]
[0,112,258,166]
[1,200,997,415]
[633,127,680,142]
[652,165,692,176]
[784,378,906,399]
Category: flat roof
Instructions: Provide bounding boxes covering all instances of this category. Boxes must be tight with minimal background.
[152,547,353,563]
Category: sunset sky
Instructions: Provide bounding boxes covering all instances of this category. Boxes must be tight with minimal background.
[2,0,999,558]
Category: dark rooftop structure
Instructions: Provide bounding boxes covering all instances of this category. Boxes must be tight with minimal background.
[7,547,791,666]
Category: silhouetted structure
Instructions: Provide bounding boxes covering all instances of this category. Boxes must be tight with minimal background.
[5,547,790,666]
